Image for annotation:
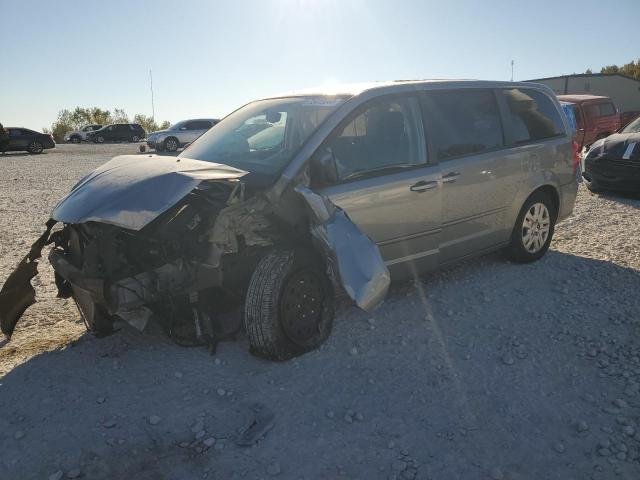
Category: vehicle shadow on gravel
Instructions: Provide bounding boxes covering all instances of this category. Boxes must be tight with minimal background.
[592,190,640,208]
[1,250,639,479]
[0,152,50,157]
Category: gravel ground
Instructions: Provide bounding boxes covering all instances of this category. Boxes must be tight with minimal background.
[1,144,639,480]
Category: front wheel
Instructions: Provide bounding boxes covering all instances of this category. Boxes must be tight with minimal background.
[95,135,105,144]
[70,136,81,144]
[505,191,556,263]
[131,135,140,142]
[164,137,179,152]
[244,249,334,361]
[27,141,43,153]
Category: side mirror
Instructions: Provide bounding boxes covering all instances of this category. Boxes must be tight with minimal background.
[311,147,339,186]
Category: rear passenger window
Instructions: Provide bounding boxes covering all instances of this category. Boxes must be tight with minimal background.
[326,96,426,181]
[422,90,504,161]
[502,89,564,144]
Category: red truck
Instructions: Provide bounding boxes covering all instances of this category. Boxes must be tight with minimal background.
[557,95,621,150]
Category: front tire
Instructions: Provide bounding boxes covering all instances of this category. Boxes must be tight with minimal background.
[164,137,179,152]
[27,141,43,153]
[506,191,556,263]
[95,135,105,144]
[131,135,140,142]
[244,249,334,361]
[70,136,81,144]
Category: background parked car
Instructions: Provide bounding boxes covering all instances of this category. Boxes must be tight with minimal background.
[582,115,640,193]
[4,128,55,153]
[146,119,218,152]
[557,94,621,150]
[63,124,103,144]
[86,124,145,143]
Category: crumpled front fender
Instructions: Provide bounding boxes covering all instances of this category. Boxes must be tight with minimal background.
[294,185,390,312]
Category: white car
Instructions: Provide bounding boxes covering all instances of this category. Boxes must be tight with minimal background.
[146,119,218,152]
[64,124,103,144]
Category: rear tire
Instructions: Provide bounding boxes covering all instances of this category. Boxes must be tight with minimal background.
[27,141,43,154]
[244,249,334,361]
[506,191,556,263]
[131,135,140,142]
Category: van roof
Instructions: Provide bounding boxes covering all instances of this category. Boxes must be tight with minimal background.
[267,79,553,99]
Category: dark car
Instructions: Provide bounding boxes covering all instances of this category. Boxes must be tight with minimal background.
[557,95,621,150]
[582,115,640,192]
[5,127,55,153]
[87,123,146,143]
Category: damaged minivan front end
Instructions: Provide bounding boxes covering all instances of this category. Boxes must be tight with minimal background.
[0,92,391,359]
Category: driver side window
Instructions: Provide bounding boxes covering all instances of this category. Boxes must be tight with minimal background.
[321,96,426,183]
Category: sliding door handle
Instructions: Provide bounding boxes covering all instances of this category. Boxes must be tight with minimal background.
[442,171,461,184]
[410,180,438,192]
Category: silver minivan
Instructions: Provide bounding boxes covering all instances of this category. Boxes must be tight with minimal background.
[1,80,578,361]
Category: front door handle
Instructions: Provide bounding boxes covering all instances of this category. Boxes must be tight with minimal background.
[442,171,461,184]
[410,180,438,192]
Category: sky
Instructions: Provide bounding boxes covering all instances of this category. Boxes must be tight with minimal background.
[1,0,639,130]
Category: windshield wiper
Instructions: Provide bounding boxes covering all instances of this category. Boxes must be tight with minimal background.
[341,164,416,182]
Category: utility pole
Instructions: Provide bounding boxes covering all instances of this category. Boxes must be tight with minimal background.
[510,60,514,82]
[149,68,155,121]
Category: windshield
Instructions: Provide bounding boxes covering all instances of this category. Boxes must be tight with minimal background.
[622,116,640,134]
[180,96,346,176]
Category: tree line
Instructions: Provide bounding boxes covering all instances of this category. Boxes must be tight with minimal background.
[45,107,170,142]
[585,58,640,80]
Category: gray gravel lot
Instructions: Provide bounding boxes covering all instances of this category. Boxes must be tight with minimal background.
[1,144,639,480]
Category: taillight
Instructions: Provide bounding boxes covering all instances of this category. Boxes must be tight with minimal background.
[572,141,580,174]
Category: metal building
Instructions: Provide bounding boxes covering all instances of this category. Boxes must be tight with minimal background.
[526,73,640,114]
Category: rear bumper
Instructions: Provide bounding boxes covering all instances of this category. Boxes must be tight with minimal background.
[558,180,578,222]
[584,158,640,192]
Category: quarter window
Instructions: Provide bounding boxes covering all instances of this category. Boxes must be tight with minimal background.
[502,89,564,143]
[325,96,426,181]
[422,90,504,160]
[597,103,616,117]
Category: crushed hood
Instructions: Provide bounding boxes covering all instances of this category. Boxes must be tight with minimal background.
[52,155,248,231]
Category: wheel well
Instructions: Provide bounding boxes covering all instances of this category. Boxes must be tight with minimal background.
[530,185,560,218]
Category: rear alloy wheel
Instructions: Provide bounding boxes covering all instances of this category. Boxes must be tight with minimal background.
[244,249,334,361]
[164,137,179,152]
[506,191,556,263]
[131,135,140,142]
[27,141,43,154]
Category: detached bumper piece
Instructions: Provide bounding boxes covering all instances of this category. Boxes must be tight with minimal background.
[0,220,56,337]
